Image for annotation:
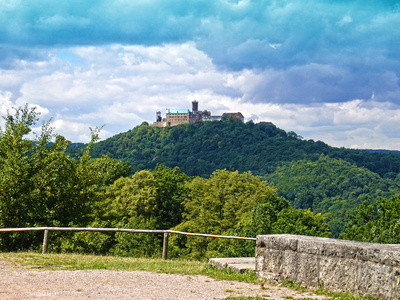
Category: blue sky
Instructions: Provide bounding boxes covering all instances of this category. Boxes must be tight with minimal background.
[1,0,400,149]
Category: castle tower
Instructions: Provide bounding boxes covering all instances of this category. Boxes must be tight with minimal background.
[192,100,198,113]
[156,111,162,122]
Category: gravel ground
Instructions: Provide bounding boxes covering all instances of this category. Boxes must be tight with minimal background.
[0,258,328,300]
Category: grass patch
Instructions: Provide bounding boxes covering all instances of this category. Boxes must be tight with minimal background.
[280,280,307,293]
[281,280,378,300]
[0,252,379,300]
[0,252,260,284]
[315,288,378,300]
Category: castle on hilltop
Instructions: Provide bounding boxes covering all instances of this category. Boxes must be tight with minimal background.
[152,100,244,127]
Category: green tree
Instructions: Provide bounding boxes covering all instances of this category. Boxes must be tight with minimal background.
[170,169,332,259]
[0,105,129,251]
[273,208,331,237]
[105,170,159,225]
[340,195,400,244]
[98,166,189,257]
[152,164,189,229]
[0,105,39,235]
[172,170,281,259]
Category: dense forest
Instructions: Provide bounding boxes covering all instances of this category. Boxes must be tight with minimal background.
[265,155,400,236]
[1,106,400,259]
[88,118,400,179]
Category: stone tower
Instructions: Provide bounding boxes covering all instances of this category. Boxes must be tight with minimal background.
[192,100,198,113]
[156,111,162,122]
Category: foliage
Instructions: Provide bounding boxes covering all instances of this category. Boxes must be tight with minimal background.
[80,120,400,239]
[171,170,274,259]
[222,204,332,258]
[86,119,400,179]
[182,170,275,235]
[81,165,190,256]
[110,218,161,257]
[171,170,331,259]
[0,105,129,251]
[76,120,400,241]
[265,155,399,237]
[86,170,160,256]
[103,165,189,229]
[340,195,400,244]
[152,164,189,230]
[272,208,331,237]
[105,170,159,224]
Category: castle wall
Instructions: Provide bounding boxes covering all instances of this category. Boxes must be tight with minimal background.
[166,109,189,126]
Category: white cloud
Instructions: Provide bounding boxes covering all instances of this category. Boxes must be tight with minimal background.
[0,91,14,115]
[330,100,386,125]
[0,43,237,141]
[338,15,352,26]
[0,43,399,150]
[51,119,96,142]
[268,43,281,50]
[218,98,400,150]
[0,0,398,152]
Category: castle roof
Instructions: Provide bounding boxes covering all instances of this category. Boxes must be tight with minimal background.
[166,109,189,114]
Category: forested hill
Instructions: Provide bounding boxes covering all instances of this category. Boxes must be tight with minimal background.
[86,118,400,179]
[265,155,400,237]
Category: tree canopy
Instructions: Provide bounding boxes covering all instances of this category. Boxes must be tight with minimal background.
[171,169,331,259]
[0,105,129,251]
[265,155,400,237]
[340,196,400,244]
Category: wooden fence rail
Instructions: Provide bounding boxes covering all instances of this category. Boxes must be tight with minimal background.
[0,227,256,259]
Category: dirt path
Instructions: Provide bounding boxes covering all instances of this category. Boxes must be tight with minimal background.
[0,258,328,300]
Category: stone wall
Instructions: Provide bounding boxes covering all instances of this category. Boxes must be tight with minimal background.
[256,234,400,299]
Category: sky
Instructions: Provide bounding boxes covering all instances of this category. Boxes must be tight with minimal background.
[1,0,400,149]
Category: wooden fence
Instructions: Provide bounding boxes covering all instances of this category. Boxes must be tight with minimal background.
[0,227,256,259]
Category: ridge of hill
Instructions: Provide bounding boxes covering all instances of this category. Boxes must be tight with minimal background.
[86,119,400,179]
[361,149,400,155]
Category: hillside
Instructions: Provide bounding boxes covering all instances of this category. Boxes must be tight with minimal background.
[80,119,400,237]
[265,155,400,236]
[88,118,400,179]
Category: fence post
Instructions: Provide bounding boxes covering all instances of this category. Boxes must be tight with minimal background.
[42,229,49,254]
[162,232,169,260]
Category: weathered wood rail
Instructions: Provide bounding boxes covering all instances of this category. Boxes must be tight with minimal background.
[0,227,256,259]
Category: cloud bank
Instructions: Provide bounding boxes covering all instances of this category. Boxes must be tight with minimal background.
[0,0,399,149]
